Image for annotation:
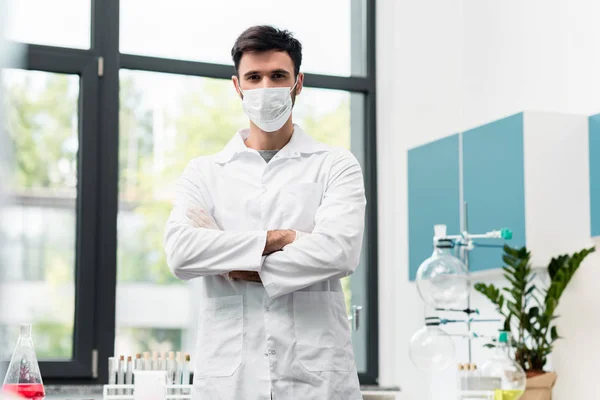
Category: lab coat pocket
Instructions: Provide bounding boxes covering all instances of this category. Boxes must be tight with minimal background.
[281,183,323,231]
[293,291,354,372]
[195,295,244,378]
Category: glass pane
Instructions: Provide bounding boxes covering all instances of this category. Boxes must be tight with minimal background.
[6,0,91,49]
[0,70,79,360]
[120,0,366,77]
[348,93,368,372]
[116,71,367,368]
[116,70,246,357]
[295,89,369,372]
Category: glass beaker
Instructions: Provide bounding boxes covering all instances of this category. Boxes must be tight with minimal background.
[2,324,45,400]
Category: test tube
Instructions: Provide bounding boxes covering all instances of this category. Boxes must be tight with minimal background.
[143,352,151,370]
[182,353,191,393]
[126,356,133,394]
[108,357,116,395]
[159,352,167,371]
[175,352,183,386]
[134,353,143,371]
[166,352,176,384]
[117,356,125,395]
[472,363,479,390]
[466,364,473,390]
[152,351,159,370]
[166,351,176,395]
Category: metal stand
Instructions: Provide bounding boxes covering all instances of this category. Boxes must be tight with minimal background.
[429,201,511,364]
[462,202,472,363]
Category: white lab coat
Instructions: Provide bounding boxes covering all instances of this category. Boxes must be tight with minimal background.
[164,125,366,400]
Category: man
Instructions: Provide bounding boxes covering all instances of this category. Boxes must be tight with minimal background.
[164,25,366,399]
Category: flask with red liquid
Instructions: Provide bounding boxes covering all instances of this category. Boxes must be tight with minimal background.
[2,324,45,399]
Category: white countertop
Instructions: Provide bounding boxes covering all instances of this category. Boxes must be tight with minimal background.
[44,384,402,399]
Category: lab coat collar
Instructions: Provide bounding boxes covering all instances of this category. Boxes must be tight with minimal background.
[214,124,328,165]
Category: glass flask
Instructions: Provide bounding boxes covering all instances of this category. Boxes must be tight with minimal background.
[2,324,45,400]
[409,317,455,372]
[480,331,526,400]
[416,239,469,308]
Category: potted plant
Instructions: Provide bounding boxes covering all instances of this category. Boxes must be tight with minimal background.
[474,245,595,400]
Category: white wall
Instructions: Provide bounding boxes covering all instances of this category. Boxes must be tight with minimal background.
[377,1,600,399]
[376,1,465,398]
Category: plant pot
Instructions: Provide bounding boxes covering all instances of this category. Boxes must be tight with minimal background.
[520,372,557,400]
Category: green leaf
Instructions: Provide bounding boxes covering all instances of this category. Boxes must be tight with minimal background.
[550,326,560,342]
[504,274,519,288]
[547,255,569,280]
[474,283,503,306]
[530,293,544,308]
[528,306,539,319]
[546,248,596,306]
[503,314,513,332]
[525,285,536,297]
[507,302,520,316]
[536,314,549,329]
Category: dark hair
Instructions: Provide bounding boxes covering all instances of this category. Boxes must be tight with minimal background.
[231,25,302,77]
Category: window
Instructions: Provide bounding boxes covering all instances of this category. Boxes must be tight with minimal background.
[5,0,91,49]
[1,59,98,378]
[2,0,377,384]
[0,70,78,361]
[120,0,367,77]
[115,72,241,357]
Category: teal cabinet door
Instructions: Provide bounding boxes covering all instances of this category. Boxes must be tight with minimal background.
[408,134,461,281]
[590,114,600,238]
[462,113,526,272]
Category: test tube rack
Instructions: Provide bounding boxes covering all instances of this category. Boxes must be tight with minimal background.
[103,384,193,400]
[104,370,192,400]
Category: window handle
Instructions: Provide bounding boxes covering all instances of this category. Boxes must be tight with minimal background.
[348,305,363,331]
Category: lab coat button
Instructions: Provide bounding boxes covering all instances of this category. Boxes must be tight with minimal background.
[265,306,270,312]
[270,350,276,355]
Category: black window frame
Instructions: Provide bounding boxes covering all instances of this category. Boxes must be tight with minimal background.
[4,0,379,385]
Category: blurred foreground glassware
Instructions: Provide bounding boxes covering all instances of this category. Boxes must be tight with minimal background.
[480,331,526,400]
[2,324,45,400]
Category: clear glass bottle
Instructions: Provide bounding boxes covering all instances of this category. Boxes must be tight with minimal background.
[2,324,45,400]
[480,331,526,400]
[409,317,455,372]
[416,239,469,308]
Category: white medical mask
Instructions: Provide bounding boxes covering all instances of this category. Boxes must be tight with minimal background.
[239,79,298,132]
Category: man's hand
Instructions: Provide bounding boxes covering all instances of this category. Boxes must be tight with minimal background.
[228,271,262,283]
[263,229,296,255]
[186,207,220,230]
[228,230,297,283]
